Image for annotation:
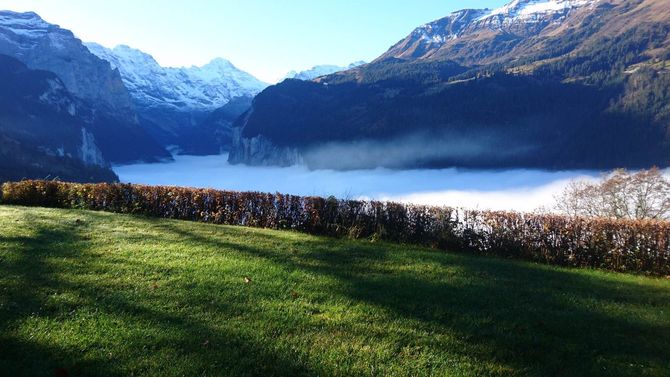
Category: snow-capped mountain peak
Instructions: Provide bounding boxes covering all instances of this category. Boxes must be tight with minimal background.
[285,61,366,81]
[85,42,268,112]
[413,9,490,44]
[190,58,246,81]
[483,0,597,19]
[416,0,599,38]
[85,43,161,72]
[382,0,599,61]
[0,10,53,37]
[202,57,235,70]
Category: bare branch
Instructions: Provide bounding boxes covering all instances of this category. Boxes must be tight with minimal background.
[555,168,670,220]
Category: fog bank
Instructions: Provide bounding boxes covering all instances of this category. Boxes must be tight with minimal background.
[302,131,536,170]
[114,154,596,212]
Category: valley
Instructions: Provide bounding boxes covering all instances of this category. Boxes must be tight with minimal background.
[230,0,670,170]
[1,1,670,375]
[113,154,593,212]
[2,0,670,184]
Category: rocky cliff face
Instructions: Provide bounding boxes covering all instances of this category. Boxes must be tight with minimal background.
[0,11,135,118]
[192,96,255,154]
[228,111,302,166]
[0,54,117,182]
[0,54,103,165]
[0,11,170,163]
[378,0,600,64]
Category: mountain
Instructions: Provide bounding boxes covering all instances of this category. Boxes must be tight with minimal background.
[85,43,268,154]
[0,54,117,182]
[229,0,670,170]
[84,44,267,112]
[379,0,602,64]
[284,61,366,81]
[0,10,170,163]
[194,96,255,153]
[0,133,117,183]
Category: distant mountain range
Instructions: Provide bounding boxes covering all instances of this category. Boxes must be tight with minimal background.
[1,0,670,181]
[284,62,366,81]
[85,44,267,112]
[229,0,670,170]
[85,43,268,154]
[0,11,170,168]
[0,10,267,181]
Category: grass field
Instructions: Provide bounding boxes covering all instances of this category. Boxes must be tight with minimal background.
[0,205,669,376]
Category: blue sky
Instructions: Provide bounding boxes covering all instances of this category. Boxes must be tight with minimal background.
[2,0,507,82]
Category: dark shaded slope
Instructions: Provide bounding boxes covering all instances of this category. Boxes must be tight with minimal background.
[0,136,117,183]
[0,54,117,182]
[0,10,171,163]
[184,95,254,155]
[230,0,670,170]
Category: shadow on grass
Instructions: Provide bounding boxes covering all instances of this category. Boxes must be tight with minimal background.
[160,221,670,377]
[1,209,669,376]
[0,211,121,376]
[0,211,318,377]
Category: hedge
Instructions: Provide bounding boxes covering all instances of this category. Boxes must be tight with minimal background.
[2,180,669,275]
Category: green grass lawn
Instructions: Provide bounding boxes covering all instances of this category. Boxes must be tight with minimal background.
[0,205,669,377]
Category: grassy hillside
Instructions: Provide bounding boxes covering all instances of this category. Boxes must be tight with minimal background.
[0,205,669,377]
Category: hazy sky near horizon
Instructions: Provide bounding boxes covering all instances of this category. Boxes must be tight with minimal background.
[1,0,506,82]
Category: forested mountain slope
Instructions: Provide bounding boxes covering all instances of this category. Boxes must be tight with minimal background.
[230,0,670,170]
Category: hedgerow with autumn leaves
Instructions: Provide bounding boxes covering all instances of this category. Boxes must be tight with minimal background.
[1,180,669,275]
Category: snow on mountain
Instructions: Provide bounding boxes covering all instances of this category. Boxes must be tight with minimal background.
[480,0,597,21]
[0,10,171,164]
[85,43,268,112]
[414,0,599,43]
[0,11,136,116]
[284,61,366,81]
[383,0,599,61]
[412,9,490,44]
[0,10,52,38]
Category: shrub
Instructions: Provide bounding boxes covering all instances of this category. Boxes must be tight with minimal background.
[2,180,669,275]
[556,168,670,220]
